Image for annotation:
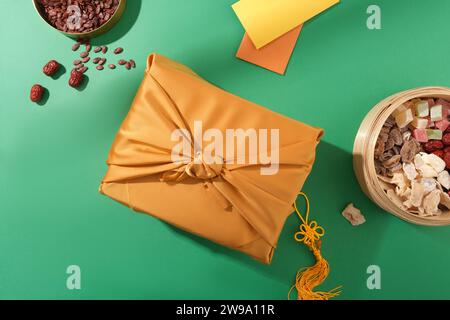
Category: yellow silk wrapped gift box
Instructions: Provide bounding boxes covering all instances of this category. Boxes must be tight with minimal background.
[99,53,323,264]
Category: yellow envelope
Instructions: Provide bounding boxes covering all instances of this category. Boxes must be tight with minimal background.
[232,0,339,49]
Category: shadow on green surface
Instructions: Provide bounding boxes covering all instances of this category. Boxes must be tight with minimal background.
[166,141,389,294]
[37,87,50,106]
[74,74,90,92]
[94,0,142,45]
[51,64,67,81]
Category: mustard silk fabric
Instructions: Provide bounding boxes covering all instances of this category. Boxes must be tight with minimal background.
[99,54,323,263]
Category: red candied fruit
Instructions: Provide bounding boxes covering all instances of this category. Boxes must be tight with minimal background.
[443,133,450,146]
[444,152,450,169]
[423,140,444,153]
[432,150,444,159]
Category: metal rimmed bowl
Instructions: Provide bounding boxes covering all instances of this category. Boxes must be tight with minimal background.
[32,0,126,39]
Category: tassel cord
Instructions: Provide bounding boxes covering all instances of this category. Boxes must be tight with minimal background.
[288,192,342,300]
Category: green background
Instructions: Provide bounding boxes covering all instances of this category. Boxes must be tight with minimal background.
[1,0,450,300]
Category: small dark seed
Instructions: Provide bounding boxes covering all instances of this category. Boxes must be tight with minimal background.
[85,43,91,52]
[93,57,101,64]
[125,62,131,70]
[79,66,88,74]
[96,65,104,71]
[129,59,136,68]
[73,60,82,66]
[94,46,102,53]
[108,64,116,69]
[114,47,123,54]
[80,51,89,58]
[118,59,126,65]
[101,46,108,54]
[72,42,81,51]
[76,63,85,70]
[82,57,90,63]
[99,58,106,65]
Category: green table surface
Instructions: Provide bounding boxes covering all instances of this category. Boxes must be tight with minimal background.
[1,0,450,300]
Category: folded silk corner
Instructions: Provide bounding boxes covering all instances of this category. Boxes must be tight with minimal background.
[232,0,339,49]
[236,25,302,75]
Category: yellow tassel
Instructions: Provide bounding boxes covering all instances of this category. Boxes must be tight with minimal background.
[288,192,342,300]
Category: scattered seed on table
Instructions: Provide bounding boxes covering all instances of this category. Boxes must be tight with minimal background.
[79,66,88,73]
[118,59,126,65]
[94,46,102,53]
[93,57,101,64]
[82,57,90,63]
[108,64,116,69]
[96,65,104,71]
[80,51,89,58]
[102,46,108,54]
[125,62,131,70]
[99,58,106,65]
[129,59,136,68]
[72,68,80,73]
[72,42,81,51]
[73,60,82,66]
[76,63,85,70]
[85,43,91,52]
[114,47,123,54]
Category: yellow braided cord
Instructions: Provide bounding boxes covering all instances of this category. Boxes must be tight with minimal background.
[288,192,342,300]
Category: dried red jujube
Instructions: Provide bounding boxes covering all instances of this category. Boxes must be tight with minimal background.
[423,140,444,153]
[69,69,84,88]
[30,84,45,102]
[443,133,450,146]
[43,60,60,76]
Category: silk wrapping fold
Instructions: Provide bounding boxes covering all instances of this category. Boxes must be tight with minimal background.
[99,54,323,264]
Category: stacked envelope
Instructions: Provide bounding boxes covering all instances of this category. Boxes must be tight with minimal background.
[232,0,339,74]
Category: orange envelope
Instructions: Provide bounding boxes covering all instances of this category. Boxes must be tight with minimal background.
[99,54,323,264]
[236,25,302,75]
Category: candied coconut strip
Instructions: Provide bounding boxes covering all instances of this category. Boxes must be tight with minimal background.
[341,203,366,226]
[420,178,437,194]
[410,180,425,208]
[377,174,395,184]
[417,163,438,178]
[423,189,442,216]
[378,172,409,186]
[437,171,450,190]
[378,179,395,192]
[402,163,417,181]
[386,189,408,211]
[420,153,446,173]
[439,191,450,210]
[398,187,411,199]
